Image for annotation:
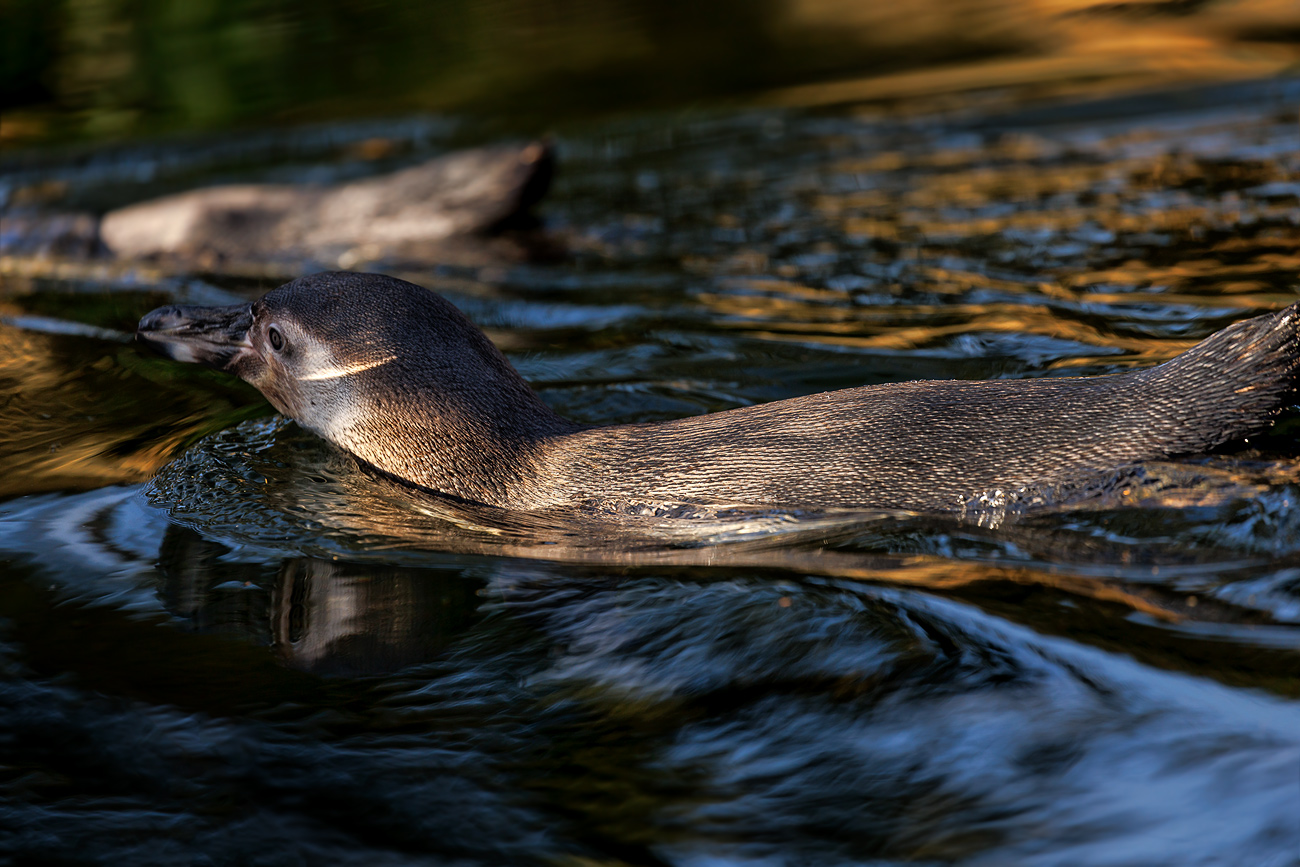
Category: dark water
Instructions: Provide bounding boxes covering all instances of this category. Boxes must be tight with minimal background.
[3,79,1300,865]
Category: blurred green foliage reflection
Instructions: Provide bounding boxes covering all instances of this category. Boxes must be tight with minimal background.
[2,0,1299,145]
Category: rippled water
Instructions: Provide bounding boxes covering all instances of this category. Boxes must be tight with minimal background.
[2,79,1300,865]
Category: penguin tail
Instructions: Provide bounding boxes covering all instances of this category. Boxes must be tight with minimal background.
[1137,302,1300,449]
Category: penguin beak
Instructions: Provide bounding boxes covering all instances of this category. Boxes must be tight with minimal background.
[136,302,255,371]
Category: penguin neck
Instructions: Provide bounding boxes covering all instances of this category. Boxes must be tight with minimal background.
[329,370,583,508]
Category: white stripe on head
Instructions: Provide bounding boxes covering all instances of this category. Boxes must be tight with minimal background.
[297,354,396,381]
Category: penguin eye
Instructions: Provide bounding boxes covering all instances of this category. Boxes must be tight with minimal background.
[267,325,285,352]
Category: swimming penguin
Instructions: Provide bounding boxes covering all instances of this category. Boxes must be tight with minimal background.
[136,272,1300,513]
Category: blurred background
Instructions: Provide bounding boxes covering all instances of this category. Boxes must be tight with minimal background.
[4,0,1299,146]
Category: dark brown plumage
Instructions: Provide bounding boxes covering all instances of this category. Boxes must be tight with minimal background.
[137,272,1300,513]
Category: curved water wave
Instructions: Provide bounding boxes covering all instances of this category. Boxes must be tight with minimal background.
[1,549,1296,865]
[3,415,1299,865]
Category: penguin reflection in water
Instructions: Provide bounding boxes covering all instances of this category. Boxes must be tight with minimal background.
[137,272,1300,515]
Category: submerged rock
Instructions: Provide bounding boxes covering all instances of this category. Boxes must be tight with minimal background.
[3,141,554,270]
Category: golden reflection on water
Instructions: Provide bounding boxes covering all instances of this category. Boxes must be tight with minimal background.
[680,92,1299,366]
[0,291,268,497]
[699,290,1198,363]
[771,0,1300,110]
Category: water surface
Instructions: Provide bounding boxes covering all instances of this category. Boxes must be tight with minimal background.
[2,79,1300,865]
